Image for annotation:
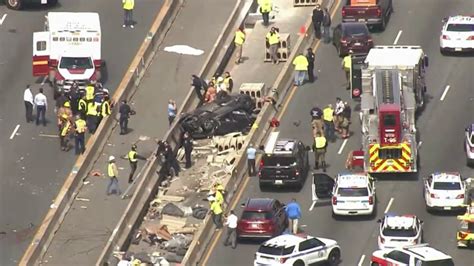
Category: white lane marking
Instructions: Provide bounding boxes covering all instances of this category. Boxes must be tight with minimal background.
[41,76,48,86]
[0,14,7,26]
[440,85,450,101]
[417,141,423,149]
[384,197,394,214]
[10,124,20,140]
[393,30,403,45]
[358,255,366,266]
[337,139,348,155]
[309,201,316,211]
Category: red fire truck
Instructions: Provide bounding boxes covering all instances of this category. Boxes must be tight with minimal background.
[357,46,429,173]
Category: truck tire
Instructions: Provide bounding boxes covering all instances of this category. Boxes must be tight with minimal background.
[6,0,22,10]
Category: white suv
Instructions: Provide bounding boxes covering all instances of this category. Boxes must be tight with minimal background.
[254,234,341,266]
[371,244,454,266]
[332,173,376,216]
[440,15,474,54]
[424,172,466,211]
[377,214,423,249]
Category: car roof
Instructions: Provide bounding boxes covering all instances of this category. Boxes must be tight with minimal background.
[446,15,474,24]
[336,173,369,188]
[384,214,417,229]
[431,172,461,182]
[262,234,309,247]
[264,132,299,155]
[342,22,368,30]
[365,46,424,68]
[404,245,452,260]
[244,198,275,211]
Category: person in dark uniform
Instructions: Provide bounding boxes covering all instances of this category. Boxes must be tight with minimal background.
[306,47,316,83]
[312,4,324,39]
[182,132,193,168]
[119,100,132,135]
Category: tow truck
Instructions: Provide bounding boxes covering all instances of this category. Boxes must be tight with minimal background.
[4,0,57,10]
[32,12,104,98]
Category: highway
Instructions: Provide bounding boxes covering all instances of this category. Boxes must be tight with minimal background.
[204,0,474,265]
[0,0,162,264]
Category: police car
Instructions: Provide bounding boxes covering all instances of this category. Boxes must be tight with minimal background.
[440,15,474,54]
[331,173,376,216]
[254,234,341,266]
[424,172,467,211]
[377,214,423,250]
[370,244,454,266]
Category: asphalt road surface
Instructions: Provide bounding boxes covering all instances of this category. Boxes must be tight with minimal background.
[0,0,162,264]
[205,0,474,265]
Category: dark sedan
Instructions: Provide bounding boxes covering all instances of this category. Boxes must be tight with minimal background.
[333,22,374,57]
[179,94,256,139]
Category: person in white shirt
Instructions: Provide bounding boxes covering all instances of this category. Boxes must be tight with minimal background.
[334,97,345,132]
[223,210,238,249]
[24,85,34,123]
[34,87,48,126]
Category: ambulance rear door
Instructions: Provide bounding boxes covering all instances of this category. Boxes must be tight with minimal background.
[32,31,50,76]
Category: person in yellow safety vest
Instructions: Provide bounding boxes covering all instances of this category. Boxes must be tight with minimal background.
[127,144,146,184]
[208,196,223,229]
[341,50,353,89]
[78,94,88,119]
[313,132,327,171]
[223,72,234,93]
[292,52,309,86]
[85,84,95,102]
[59,117,72,151]
[98,96,111,126]
[258,0,272,26]
[266,27,280,64]
[234,27,246,64]
[122,0,135,28]
[86,101,99,134]
[323,104,335,142]
[106,156,121,196]
[57,101,73,130]
[74,115,87,155]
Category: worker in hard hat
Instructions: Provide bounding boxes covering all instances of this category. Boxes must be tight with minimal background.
[106,155,121,196]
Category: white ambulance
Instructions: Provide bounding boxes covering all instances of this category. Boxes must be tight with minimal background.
[32,12,103,98]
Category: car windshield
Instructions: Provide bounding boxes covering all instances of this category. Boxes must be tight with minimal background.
[59,57,93,69]
[346,25,369,37]
[337,187,368,197]
[433,182,461,190]
[420,259,455,266]
[446,23,474,32]
[241,211,272,220]
[258,245,294,256]
[382,227,417,237]
[262,156,296,167]
[470,133,474,144]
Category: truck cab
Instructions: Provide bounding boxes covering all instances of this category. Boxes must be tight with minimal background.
[32,12,102,98]
[342,0,393,31]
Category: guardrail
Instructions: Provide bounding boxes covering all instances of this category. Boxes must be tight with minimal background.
[19,0,183,265]
[95,0,256,264]
[185,0,336,264]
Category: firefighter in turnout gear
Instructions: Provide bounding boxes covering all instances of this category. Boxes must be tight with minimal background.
[127,144,146,184]
[59,116,72,151]
[313,132,327,172]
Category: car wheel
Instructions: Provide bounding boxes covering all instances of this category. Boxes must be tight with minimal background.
[6,0,22,10]
[379,18,387,31]
[293,260,305,266]
[327,248,341,266]
[440,48,447,55]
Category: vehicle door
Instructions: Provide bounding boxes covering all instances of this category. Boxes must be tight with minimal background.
[333,24,342,46]
[384,250,410,266]
[424,175,432,200]
[32,31,50,76]
[312,173,335,201]
[298,141,309,173]
[273,200,286,232]
[297,237,326,264]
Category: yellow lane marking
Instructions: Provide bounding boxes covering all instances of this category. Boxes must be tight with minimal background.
[201,0,342,264]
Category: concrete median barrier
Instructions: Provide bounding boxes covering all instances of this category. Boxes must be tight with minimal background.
[19,0,183,265]
[95,0,256,264]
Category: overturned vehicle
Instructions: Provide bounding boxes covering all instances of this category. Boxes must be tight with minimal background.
[179,94,257,139]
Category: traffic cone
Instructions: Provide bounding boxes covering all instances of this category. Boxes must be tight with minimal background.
[299,25,306,36]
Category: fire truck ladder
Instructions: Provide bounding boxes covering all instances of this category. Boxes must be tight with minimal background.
[375,69,401,106]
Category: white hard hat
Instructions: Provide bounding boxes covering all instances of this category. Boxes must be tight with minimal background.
[207,196,216,201]
[217,77,224,82]
[109,155,115,161]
